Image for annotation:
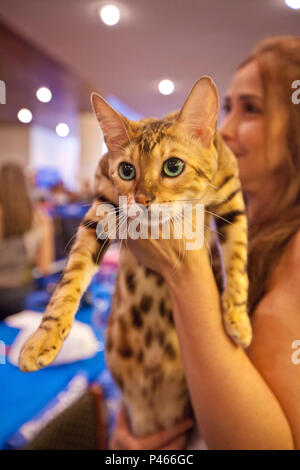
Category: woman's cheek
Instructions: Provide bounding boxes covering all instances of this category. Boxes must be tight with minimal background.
[245,119,265,156]
[237,121,266,184]
[241,119,264,156]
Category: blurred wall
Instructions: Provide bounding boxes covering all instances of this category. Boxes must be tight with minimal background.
[79,112,103,187]
[0,124,30,166]
[29,125,80,191]
[0,117,104,190]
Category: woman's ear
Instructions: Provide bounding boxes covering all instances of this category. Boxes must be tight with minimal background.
[176,76,219,148]
[91,93,132,153]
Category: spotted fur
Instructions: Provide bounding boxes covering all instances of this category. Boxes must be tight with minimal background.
[19,77,252,437]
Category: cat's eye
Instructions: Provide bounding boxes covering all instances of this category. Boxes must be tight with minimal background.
[162,158,185,177]
[118,162,136,181]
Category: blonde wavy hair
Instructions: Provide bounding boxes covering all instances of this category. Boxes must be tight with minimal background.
[238,36,300,314]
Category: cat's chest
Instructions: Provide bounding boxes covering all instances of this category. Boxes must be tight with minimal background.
[107,245,178,365]
[116,245,167,303]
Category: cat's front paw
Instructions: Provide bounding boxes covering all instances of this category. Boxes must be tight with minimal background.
[19,326,63,372]
[222,299,252,348]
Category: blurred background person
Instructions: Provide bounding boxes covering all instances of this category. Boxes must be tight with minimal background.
[49,181,73,205]
[0,163,55,320]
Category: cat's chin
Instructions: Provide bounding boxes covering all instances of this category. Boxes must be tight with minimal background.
[121,214,173,235]
[126,213,171,228]
[119,203,178,232]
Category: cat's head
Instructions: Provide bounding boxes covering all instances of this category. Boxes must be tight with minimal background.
[91,76,219,211]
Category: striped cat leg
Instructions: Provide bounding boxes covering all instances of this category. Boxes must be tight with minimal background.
[19,200,114,372]
[209,179,252,348]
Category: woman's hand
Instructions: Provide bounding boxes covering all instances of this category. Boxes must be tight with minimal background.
[109,406,195,450]
[125,218,208,283]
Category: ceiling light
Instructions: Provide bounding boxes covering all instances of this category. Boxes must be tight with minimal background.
[17,108,32,123]
[158,79,175,95]
[36,87,52,103]
[56,123,69,137]
[285,0,300,9]
[99,5,120,26]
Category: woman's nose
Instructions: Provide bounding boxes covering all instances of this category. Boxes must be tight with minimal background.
[220,112,239,143]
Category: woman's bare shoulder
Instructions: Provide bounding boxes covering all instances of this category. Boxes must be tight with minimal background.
[247,226,300,366]
[247,228,300,449]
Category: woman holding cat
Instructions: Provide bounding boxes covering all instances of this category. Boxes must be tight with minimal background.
[110,36,300,450]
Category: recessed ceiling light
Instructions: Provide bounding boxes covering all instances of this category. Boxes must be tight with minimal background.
[285,0,300,9]
[17,108,32,123]
[36,87,52,103]
[99,5,120,26]
[56,123,69,137]
[158,79,175,95]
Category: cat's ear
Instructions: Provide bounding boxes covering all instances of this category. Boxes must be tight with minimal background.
[91,93,132,152]
[177,76,219,148]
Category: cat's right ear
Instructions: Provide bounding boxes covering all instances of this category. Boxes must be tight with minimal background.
[91,93,132,153]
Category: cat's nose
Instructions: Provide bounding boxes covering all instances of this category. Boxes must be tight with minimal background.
[135,192,155,206]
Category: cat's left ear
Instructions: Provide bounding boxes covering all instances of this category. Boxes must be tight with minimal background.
[176,76,219,148]
[91,93,132,153]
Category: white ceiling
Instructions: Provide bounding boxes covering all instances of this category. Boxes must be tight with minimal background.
[0,0,299,118]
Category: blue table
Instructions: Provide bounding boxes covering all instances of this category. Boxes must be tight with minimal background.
[0,273,119,449]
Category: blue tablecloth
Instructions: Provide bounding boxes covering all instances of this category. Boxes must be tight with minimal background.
[0,272,119,449]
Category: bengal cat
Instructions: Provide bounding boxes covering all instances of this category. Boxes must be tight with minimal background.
[19,76,252,437]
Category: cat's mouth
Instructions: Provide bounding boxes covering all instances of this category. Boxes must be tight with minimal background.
[120,202,180,227]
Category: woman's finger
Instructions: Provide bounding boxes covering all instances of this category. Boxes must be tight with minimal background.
[111,407,195,450]
[109,430,131,450]
[161,433,187,450]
